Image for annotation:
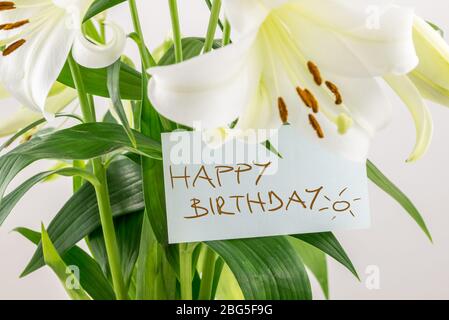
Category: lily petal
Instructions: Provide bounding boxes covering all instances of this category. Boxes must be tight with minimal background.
[235,79,282,131]
[278,0,418,77]
[0,86,77,137]
[0,11,75,112]
[72,21,126,69]
[0,85,9,99]
[326,73,392,136]
[148,32,259,129]
[295,117,371,163]
[53,0,93,8]
[384,74,433,162]
[223,0,289,39]
[409,72,449,107]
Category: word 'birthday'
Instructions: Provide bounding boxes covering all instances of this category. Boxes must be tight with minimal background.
[186,187,361,220]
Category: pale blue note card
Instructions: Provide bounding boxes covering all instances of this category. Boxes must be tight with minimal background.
[161,126,370,244]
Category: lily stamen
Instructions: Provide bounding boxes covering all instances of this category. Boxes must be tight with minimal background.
[0,20,29,31]
[0,1,14,11]
[2,39,26,56]
[307,61,323,86]
[296,87,319,113]
[278,97,289,124]
[308,114,325,139]
[325,81,343,105]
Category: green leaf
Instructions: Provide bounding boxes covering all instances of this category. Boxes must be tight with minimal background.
[135,214,178,300]
[0,113,83,152]
[158,37,221,67]
[41,224,91,300]
[289,237,329,299]
[0,122,161,208]
[15,227,115,300]
[107,60,137,147]
[214,264,244,299]
[210,257,224,300]
[135,214,156,300]
[367,160,432,242]
[84,0,127,22]
[292,232,359,280]
[139,48,169,246]
[103,110,119,124]
[207,237,312,300]
[21,158,145,276]
[263,140,283,159]
[0,167,98,226]
[159,38,205,66]
[427,21,444,37]
[15,227,41,244]
[88,211,143,287]
[57,62,141,100]
[82,19,103,43]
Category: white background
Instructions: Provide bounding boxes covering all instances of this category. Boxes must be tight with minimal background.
[1,0,448,299]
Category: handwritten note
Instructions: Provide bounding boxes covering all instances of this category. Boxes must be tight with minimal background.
[162,126,370,244]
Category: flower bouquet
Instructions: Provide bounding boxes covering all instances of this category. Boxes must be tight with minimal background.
[0,0,447,300]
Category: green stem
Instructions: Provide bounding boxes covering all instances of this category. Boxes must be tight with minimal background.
[72,160,85,192]
[100,22,106,43]
[203,0,221,53]
[204,0,224,30]
[180,243,194,300]
[222,19,231,46]
[67,54,127,300]
[128,0,156,69]
[198,247,216,300]
[168,0,183,62]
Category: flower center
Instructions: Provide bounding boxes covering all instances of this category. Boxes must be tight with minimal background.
[0,2,58,56]
[259,11,354,139]
[0,2,26,56]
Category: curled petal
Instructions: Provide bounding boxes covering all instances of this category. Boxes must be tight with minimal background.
[384,75,433,162]
[148,32,259,129]
[72,21,126,69]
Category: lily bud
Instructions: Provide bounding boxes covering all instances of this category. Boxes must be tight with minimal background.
[409,16,449,107]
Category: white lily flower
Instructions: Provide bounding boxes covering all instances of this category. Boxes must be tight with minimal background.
[0,82,77,137]
[148,0,418,162]
[0,0,125,113]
